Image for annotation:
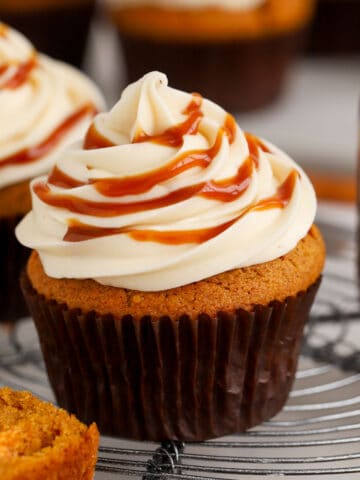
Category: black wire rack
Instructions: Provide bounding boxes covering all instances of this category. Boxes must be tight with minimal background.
[1,208,360,479]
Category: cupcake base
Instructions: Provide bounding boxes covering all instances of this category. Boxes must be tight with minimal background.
[0,216,29,324]
[21,272,320,441]
[118,28,306,112]
[308,0,360,55]
[0,2,94,67]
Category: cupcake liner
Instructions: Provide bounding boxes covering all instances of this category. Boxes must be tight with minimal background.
[0,2,94,68]
[0,215,30,323]
[21,272,320,441]
[308,0,360,55]
[118,27,307,112]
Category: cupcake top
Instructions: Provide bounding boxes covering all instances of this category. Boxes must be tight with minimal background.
[106,0,265,11]
[0,23,104,190]
[16,71,316,291]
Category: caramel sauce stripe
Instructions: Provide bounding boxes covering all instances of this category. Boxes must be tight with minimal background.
[0,104,96,170]
[0,56,37,90]
[35,95,296,245]
[63,170,298,244]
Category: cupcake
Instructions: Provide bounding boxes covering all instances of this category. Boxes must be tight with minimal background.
[105,0,315,112]
[0,0,95,67]
[308,0,360,55]
[17,72,325,441]
[0,24,104,323]
[0,387,99,480]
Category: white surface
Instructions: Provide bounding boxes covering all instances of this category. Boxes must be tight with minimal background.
[238,58,360,174]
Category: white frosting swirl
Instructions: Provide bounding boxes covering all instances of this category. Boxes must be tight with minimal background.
[0,24,105,189]
[106,0,265,11]
[16,71,316,291]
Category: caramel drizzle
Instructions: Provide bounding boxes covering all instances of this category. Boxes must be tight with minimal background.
[0,24,8,37]
[37,116,238,215]
[0,104,96,170]
[50,97,238,199]
[64,217,237,244]
[64,171,298,244]
[62,148,294,244]
[82,92,203,151]
[0,65,8,76]
[83,123,115,150]
[49,166,85,189]
[93,126,227,198]
[34,95,291,245]
[253,170,298,212]
[0,56,37,90]
[133,93,203,147]
[245,132,270,168]
[201,156,253,202]
[35,182,203,218]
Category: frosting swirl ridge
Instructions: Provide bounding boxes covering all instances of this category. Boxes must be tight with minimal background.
[16,71,316,291]
[0,23,104,189]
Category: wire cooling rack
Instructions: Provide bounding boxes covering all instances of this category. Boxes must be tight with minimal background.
[1,202,360,479]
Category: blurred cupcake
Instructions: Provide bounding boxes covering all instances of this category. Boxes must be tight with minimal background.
[0,24,104,323]
[105,0,315,112]
[0,387,98,480]
[17,72,325,440]
[0,0,95,67]
[308,0,360,55]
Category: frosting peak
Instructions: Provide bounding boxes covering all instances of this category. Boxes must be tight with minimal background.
[0,23,104,189]
[87,72,206,147]
[16,72,316,291]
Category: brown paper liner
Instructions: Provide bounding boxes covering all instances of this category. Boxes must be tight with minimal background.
[118,27,307,112]
[0,2,94,68]
[21,272,320,441]
[308,0,360,55]
[0,215,30,323]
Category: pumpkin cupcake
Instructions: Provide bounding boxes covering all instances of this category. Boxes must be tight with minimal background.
[105,0,315,111]
[0,387,99,480]
[17,72,325,441]
[0,0,95,67]
[0,24,104,323]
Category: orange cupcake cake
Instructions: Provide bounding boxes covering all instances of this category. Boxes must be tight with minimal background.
[26,226,324,321]
[17,72,325,441]
[0,387,99,480]
[106,0,315,111]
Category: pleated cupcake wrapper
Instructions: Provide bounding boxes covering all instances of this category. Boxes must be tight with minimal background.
[21,273,320,441]
[309,1,360,55]
[0,215,30,323]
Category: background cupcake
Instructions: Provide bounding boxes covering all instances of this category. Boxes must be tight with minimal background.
[0,24,104,324]
[17,72,325,440]
[105,0,315,112]
[0,0,95,67]
[308,0,360,55]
